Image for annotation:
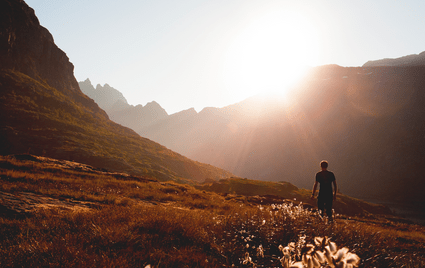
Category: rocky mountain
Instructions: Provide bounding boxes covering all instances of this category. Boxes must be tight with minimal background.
[363,51,425,67]
[79,79,168,130]
[0,0,233,183]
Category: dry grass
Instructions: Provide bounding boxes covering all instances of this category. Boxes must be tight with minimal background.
[0,155,424,267]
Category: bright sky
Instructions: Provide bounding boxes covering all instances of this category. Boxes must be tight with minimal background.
[26,0,425,114]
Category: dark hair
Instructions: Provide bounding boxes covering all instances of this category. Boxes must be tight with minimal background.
[320,160,328,168]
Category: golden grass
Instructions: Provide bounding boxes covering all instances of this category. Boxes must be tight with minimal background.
[0,155,424,267]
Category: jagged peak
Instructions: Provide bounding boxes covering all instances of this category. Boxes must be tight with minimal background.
[143,101,168,117]
[183,107,197,114]
[95,83,114,90]
[80,78,92,85]
[145,101,164,110]
[145,100,159,106]
[146,101,160,106]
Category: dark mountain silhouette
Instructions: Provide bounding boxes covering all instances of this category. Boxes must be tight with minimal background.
[0,0,233,183]
[363,51,425,67]
[133,65,425,209]
[79,79,168,130]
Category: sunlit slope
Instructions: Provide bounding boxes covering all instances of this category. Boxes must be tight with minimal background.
[0,70,232,182]
[0,0,233,183]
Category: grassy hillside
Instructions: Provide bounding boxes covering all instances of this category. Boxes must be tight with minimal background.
[0,69,233,183]
[0,155,424,267]
[0,0,233,184]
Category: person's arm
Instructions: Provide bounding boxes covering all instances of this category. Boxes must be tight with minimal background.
[332,180,337,201]
[311,181,318,199]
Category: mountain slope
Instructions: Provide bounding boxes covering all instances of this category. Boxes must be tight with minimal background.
[136,65,425,207]
[0,0,233,183]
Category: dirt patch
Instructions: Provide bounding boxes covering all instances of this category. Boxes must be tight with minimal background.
[0,191,97,217]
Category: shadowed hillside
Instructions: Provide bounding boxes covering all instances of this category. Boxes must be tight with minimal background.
[0,0,233,183]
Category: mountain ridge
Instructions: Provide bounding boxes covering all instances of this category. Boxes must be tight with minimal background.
[79,79,168,130]
[0,0,233,183]
[363,51,425,67]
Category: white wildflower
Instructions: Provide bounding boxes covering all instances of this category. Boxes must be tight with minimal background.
[289,261,304,268]
[257,244,264,258]
[312,250,325,263]
[242,252,252,265]
[280,255,290,268]
[345,252,361,266]
[334,247,349,263]
[279,236,360,268]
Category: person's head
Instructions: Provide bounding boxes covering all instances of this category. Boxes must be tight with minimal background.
[320,160,328,170]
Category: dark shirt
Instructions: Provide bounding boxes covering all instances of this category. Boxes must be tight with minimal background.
[315,170,336,198]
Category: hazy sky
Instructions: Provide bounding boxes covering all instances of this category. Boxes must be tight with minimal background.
[26,0,425,114]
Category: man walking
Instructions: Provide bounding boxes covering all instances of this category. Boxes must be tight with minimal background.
[311,160,337,221]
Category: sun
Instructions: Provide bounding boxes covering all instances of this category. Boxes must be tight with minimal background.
[223,10,320,102]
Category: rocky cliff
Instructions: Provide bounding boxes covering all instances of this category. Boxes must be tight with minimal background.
[0,0,105,118]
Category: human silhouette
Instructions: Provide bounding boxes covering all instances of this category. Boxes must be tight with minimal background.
[311,160,337,221]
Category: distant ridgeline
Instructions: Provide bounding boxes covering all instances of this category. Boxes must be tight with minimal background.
[0,0,234,183]
[79,79,168,132]
[363,51,425,67]
[82,62,425,209]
